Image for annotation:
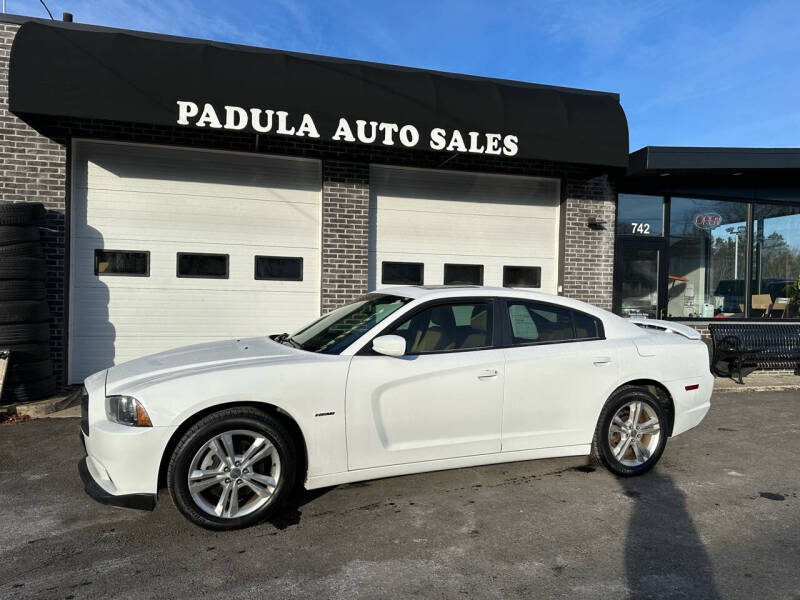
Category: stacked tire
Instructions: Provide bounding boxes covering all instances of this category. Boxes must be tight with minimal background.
[0,202,56,404]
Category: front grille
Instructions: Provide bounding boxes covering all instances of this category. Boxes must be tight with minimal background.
[80,386,89,436]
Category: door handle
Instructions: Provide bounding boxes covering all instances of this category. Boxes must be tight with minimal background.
[477,368,498,380]
[593,356,612,366]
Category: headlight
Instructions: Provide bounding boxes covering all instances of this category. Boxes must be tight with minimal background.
[105,395,153,427]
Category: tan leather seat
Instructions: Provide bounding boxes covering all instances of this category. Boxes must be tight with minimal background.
[415,306,457,352]
[461,305,489,349]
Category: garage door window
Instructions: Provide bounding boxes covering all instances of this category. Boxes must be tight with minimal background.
[503,266,541,288]
[382,261,424,285]
[391,302,493,354]
[255,256,303,281]
[444,264,484,286]
[177,252,229,279]
[94,250,149,276]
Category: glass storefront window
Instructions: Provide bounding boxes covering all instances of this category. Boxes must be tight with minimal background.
[619,246,660,318]
[753,204,800,318]
[617,194,664,236]
[667,198,748,318]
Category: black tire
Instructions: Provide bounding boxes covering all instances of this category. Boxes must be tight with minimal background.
[0,322,50,345]
[9,359,53,383]
[0,257,47,281]
[591,385,667,477]
[0,343,50,362]
[0,376,57,405]
[167,407,297,530]
[0,241,44,258]
[0,203,45,226]
[0,301,50,324]
[0,280,47,301]
[0,226,40,246]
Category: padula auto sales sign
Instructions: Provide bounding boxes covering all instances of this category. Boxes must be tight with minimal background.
[175,101,520,157]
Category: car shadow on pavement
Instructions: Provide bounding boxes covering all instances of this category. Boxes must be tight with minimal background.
[621,470,721,599]
[266,486,334,530]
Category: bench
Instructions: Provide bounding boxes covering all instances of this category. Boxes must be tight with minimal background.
[709,323,800,384]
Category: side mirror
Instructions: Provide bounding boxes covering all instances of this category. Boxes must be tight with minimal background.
[372,335,406,357]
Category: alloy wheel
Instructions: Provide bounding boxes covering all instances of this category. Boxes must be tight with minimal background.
[607,400,662,467]
[187,429,281,519]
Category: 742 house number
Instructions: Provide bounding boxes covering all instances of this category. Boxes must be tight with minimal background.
[631,222,651,235]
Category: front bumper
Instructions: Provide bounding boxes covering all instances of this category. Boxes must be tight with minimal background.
[80,370,173,504]
[78,454,157,511]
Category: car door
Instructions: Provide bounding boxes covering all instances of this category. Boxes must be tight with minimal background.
[501,299,620,451]
[346,299,504,470]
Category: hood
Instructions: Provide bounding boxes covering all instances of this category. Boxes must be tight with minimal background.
[104,336,299,395]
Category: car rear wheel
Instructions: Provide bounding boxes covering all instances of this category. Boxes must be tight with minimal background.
[167,407,296,530]
[592,386,667,477]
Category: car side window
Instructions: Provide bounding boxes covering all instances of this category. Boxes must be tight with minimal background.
[508,303,539,341]
[528,303,573,342]
[506,301,602,345]
[390,302,493,354]
[573,310,601,339]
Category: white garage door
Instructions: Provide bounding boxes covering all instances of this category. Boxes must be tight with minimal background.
[369,165,560,292]
[69,140,321,383]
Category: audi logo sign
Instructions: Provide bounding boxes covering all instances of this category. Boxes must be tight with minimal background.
[693,212,723,230]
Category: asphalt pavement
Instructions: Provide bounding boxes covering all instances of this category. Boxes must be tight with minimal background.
[0,390,798,599]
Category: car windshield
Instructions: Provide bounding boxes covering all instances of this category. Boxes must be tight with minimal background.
[287,293,411,354]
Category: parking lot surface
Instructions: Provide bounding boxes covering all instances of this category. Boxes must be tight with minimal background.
[1,391,798,599]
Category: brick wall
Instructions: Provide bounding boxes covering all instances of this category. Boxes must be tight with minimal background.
[562,175,617,310]
[321,161,369,313]
[0,23,68,384]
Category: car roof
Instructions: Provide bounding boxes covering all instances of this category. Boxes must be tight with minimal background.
[376,285,560,302]
[375,285,608,315]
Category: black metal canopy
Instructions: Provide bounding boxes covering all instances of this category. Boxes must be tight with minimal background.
[9,20,629,168]
[629,146,800,174]
[624,146,800,204]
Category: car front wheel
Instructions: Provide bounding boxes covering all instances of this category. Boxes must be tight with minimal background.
[592,386,667,477]
[167,407,296,530]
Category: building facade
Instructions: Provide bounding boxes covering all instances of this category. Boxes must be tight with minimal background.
[620,147,800,342]
[1,16,628,385]
[1,15,797,389]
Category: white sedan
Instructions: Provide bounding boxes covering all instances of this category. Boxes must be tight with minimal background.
[79,286,713,529]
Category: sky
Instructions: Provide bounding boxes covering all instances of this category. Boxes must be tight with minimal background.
[6,0,800,151]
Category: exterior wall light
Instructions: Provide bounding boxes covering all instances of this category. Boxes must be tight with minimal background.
[587,217,607,230]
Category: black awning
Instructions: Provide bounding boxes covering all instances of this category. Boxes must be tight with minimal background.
[10,21,628,167]
[623,146,800,204]
[629,146,800,174]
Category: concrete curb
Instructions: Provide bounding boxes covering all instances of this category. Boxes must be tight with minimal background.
[0,387,82,418]
[713,373,800,394]
[714,384,800,394]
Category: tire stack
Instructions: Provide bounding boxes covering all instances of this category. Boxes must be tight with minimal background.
[0,202,56,404]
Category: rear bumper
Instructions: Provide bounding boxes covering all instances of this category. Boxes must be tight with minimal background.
[670,372,714,436]
[78,456,157,511]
